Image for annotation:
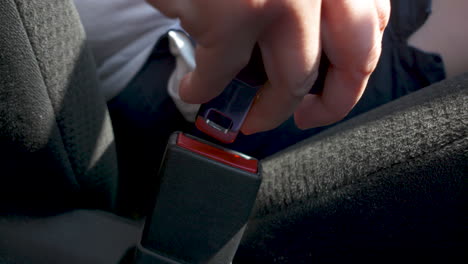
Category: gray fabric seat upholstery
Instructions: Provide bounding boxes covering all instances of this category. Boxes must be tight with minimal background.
[0,0,466,263]
[0,0,118,213]
[0,210,142,264]
[236,73,467,263]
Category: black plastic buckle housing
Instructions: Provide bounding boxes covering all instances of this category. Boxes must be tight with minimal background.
[135,132,261,264]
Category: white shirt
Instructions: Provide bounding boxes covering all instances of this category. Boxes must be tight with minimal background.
[74,0,180,100]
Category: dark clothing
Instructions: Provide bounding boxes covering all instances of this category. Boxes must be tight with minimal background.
[107,37,190,215]
[108,0,445,215]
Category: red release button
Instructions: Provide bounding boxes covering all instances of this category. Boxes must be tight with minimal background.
[176,133,258,174]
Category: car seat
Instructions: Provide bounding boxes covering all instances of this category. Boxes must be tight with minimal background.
[0,0,466,263]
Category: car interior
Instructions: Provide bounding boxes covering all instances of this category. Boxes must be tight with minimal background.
[0,0,466,263]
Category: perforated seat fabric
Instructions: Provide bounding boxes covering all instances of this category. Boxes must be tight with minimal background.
[236,74,468,263]
[0,0,118,212]
[1,0,467,263]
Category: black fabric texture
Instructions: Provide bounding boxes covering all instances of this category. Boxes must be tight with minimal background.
[0,0,118,213]
[1,0,78,212]
[234,74,468,263]
[0,210,141,264]
[390,0,434,41]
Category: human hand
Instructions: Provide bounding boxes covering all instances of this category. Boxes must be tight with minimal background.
[147,0,390,134]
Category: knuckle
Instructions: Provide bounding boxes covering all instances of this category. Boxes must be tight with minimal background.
[289,70,319,99]
[238,0,281,19]
[239,0,266,10]
[356,40,382,77]
[287,58,321,99]
[375,0,391,32]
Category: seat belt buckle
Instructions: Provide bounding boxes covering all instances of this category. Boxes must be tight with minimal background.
[135,132,261,264]
[195,45,268,143]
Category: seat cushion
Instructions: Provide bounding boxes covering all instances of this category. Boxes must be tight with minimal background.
[236,73,467,263]
[0,210,141,264]
[0,0,118,212]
